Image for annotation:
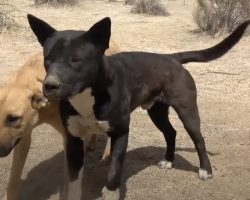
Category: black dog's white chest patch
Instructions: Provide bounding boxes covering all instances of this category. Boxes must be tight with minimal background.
[67,88,110,139]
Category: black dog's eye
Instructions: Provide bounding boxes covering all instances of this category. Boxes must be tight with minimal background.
[44,59,51,70]
[5,115,22,128]
[70,57,82,63]
[45,59,50,64]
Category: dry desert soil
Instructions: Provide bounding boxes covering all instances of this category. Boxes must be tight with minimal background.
[0,0,250,199]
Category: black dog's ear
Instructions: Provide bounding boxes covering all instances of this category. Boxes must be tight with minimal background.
[27,14,56,46]
[84,17,111,51]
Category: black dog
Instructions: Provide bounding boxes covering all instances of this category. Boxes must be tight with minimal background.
[27,14,250,200]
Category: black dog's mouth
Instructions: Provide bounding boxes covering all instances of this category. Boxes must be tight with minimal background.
[43,86,71,101]
[44,90,76,101]
[43,83,86,101]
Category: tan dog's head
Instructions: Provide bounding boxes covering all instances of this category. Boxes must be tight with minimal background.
[0,85,47,157]
[0,53,47,157]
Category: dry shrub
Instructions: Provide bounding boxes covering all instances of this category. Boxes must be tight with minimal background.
[125,0,136,5]
[33,0,79,6]
[194,0,250,36]
[0,1,19,30]
[131,0,168,16]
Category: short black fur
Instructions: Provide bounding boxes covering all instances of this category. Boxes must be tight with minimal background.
[27,14,250,198]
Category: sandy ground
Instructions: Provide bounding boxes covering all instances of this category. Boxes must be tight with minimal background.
[0,0,250,199]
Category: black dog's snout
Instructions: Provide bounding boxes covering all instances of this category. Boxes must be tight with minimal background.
[43,75,61,95]
[44,81,60,91]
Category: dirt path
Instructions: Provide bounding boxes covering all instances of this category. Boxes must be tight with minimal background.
[0,0,249,199]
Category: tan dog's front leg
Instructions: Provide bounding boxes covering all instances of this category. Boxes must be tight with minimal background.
[3,134,31,200]
[86,134,97,151]
[101,137,111,161]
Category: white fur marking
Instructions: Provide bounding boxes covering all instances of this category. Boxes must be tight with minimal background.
[157,160,172,169]
[67,116,82,137]
[102,186,120,200]
[198,168,212,180]
[67,88,110,138]
[69,88,95,117]
[97,120,110,132]
[68,167,83,200]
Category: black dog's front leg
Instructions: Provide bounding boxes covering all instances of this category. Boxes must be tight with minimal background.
[64,131,84,200]
[102,127,129,200]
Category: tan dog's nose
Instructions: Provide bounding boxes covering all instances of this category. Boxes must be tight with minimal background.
[0,144,13,157]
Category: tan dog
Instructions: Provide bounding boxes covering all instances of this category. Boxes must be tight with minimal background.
[0,41,119,200]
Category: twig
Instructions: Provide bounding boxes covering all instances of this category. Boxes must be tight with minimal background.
[200,70,241,76]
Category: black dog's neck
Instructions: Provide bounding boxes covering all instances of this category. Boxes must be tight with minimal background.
[91,57,110,94]
[91,57,112,120]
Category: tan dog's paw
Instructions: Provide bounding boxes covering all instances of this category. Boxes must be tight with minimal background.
[102,186,119,200]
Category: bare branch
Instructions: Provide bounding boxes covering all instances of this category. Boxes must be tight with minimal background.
[200,70,241,76]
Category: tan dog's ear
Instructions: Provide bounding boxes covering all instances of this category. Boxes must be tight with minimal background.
[30,93,48,110]
[29,77,48,110]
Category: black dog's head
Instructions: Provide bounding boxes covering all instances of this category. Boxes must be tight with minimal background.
[27,14,111,100]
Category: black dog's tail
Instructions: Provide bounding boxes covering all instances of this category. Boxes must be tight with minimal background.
[172,20,250,64]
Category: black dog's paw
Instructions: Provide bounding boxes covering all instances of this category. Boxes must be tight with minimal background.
[157,160,173,169]
[198,168,213,180]
[101,186,120,200]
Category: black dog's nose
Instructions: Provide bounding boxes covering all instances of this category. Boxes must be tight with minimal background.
[44,75,61,94]
[44,81,60,92]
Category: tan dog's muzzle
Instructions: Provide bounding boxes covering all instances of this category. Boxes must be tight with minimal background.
[0,141,16,157]
[0,130,21,157]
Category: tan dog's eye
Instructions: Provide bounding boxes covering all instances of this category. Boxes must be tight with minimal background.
[5,115,22,128]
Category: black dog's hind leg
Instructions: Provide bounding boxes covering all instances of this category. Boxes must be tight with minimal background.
[173,101,212,180]
[64,131,84,200]
[147,101,176,169]
[167,70,212,180]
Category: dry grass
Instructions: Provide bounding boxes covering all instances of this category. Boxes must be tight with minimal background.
[33,0,79,6]
[0,1,19,31]
[194,0,250,36]
[131,0,168,16]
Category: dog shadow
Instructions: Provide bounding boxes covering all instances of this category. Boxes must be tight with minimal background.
[20,141,199,200]
[20,152,64,200]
